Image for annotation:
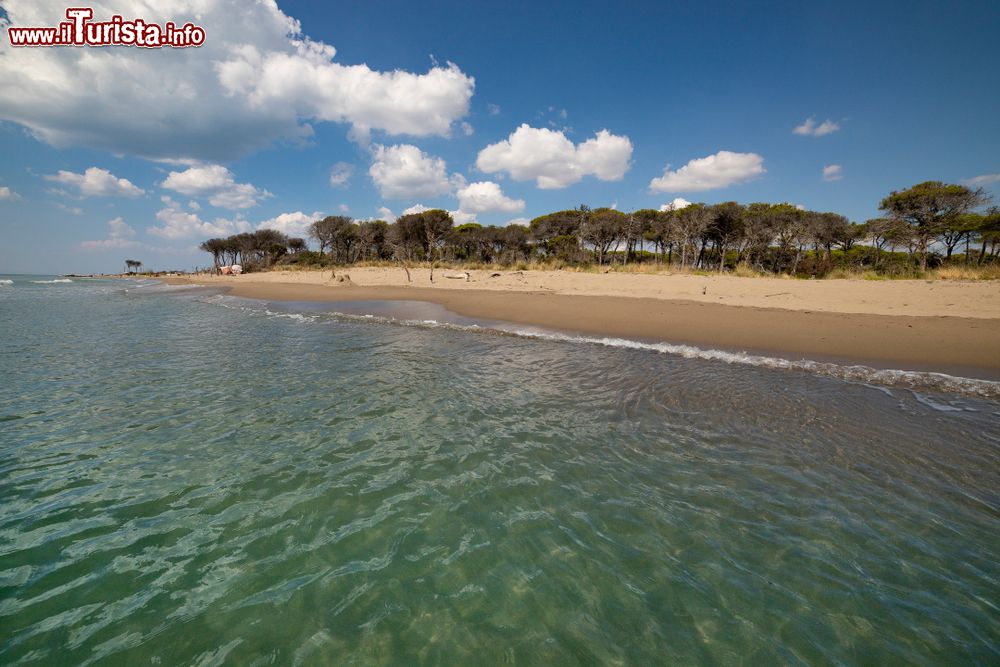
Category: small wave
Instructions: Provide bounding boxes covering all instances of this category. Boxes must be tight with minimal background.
[202,295,1000,400]
[31,278,73,284]
[513,330,1000,399]
[0,279,12,286]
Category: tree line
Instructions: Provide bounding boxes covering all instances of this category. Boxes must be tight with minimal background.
[198,181,1000,276]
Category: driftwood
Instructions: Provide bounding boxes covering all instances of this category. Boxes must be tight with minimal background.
[443,271,470,281]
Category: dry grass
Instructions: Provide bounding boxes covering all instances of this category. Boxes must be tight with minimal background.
[268,259,1000,281]
[929,265,1000,280]
[823,265,1000,281]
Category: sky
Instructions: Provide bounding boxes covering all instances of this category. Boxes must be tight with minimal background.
[0,0,998,274]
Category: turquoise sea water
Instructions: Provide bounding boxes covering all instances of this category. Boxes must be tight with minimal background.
[1,276,998,665]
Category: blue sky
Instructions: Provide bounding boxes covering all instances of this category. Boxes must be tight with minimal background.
[1,0,998,274]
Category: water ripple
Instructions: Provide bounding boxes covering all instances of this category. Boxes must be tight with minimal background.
[0,280,998,664]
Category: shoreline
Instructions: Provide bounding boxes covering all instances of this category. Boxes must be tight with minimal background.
[160,272,1000,381]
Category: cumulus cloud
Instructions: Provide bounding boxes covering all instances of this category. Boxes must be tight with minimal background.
[451,210,478,225]
[822,164,843,181]
[964,173,1000,187]
[369,144,459,198]
[455,181,524,213]
[476,124,633,189]
[257,211,322,237]
[329,162,353,187]
[387,203,476,225]
[793,117,841,137]
[0,1,474,161]
[161,165,270,210]
[649,151,765,193]
[80,217,139,249]
[44,167,144,198]
[402,204,430,215]
[0,186,19,201]
[149,196,252,239]
[659,198,692,211]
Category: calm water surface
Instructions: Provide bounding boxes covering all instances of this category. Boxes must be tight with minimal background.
[1,276,998,665]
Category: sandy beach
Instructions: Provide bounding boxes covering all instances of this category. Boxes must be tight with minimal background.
[162,268,1000,378]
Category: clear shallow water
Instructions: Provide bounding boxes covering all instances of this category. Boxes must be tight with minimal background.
[1,276,998,665]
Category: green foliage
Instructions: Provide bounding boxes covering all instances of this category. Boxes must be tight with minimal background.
[197,182,999,277]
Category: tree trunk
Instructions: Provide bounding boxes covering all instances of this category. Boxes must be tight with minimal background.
[396,257,412,282]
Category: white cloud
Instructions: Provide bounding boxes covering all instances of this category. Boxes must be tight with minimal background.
[161,165,270,209]
[476,124,633,189]
[822,164,843,182]
[649,151,765,193]
[188,200,201,211]
[793,117,841,137]
[488,104,501,116]
[44,167,144,198]
[460,122,474,136]
[338,204,350,213]
[456,181,524,213]
[0,1,474,161]
[452,211,477,225]
[108,217,136,239]
[376,206,395,223]
[504,217,530,227]
[396,203,475,225]
[149,196,252,239]
[964,173,1000,187]
[257,211,322,237]
[0,186,19,201]
[329,162,353,187]
[659,198,692,211]
[369,144,458,198]
[81,217,139,249]
[402,204,430,215]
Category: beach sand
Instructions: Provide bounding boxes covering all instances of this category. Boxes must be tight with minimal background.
[162,268,1000,379]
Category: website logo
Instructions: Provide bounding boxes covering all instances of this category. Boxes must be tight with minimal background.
[6,7,206,48]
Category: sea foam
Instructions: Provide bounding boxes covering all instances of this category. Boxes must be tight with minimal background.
[200,294,1000,400]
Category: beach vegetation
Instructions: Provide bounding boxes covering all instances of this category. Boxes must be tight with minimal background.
[879,181,990,271]
[195,182,999,279]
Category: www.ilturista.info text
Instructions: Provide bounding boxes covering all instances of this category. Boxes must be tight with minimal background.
[6,8,206,48]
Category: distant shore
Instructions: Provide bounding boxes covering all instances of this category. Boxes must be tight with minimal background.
[161,268,1000,379]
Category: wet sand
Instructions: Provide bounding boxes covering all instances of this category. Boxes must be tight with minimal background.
[161,272,1000,379]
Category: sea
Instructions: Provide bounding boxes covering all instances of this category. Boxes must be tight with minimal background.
[1,275,998,665]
